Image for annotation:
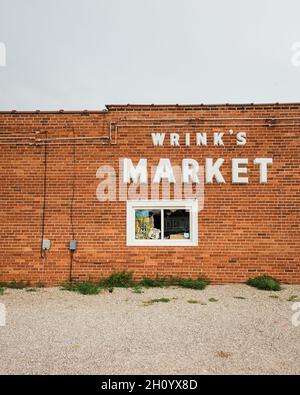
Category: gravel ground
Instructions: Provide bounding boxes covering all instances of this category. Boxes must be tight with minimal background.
[0,284,300,375]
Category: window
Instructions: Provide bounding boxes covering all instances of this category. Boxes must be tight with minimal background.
[127,200,198,246]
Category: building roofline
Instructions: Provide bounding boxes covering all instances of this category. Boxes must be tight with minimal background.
[105,102,300,109]
[0,102,300,114]
[0,109,108,114]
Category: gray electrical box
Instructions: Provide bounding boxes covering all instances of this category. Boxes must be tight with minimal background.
[69,240,77,251]
[42,239,51,251]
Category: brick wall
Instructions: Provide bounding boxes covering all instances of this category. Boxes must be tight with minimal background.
[0,104,299,285]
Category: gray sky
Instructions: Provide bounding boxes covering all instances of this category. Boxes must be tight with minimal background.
[0,0,300,110]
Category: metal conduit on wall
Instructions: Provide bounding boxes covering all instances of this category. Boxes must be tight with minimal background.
[0,116,300,145]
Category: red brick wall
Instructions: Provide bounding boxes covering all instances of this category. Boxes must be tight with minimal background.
[0,104,299,285]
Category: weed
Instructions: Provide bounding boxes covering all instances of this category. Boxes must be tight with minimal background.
[209,298,218,302]
[73,283,101,295]
[140,277,167,288]
[60,282,77,292]
[26,288,38,292]
[246,275,281,291]
[140,276,209,290]
[233,296,246,300]
[269,295,279,299]
[287,295,300,302]
[177,278,208,290]
[143,297,171,305]
[99,271,134,288]
[0,287,4,295]
[61,282,101,295]
[132,286,144,294]
[187,300,200,304]
[59,271,211,295]
[152,298,171,303]
[0,281,29,289]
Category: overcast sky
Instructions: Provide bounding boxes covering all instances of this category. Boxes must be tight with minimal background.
[0,0,300,110]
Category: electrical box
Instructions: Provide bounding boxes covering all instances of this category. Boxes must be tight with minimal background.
[69,240,77,251]
[42,239,51,251]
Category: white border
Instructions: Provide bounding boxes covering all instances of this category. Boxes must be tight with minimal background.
[126,199,198,246]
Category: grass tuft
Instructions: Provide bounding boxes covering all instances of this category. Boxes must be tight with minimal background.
[99,271,134,288]
[61,282,101,295]
[132,286,144,294]
[287,295,300,302]
[140,276,209,290]
[58,271,211,295]
[246,275,281,291]
[143,297,171,305]
[177,277,208,290]
[0,281,29,289]
[139,277,167,288]
[0,287,5,295]
[209,297,218,302]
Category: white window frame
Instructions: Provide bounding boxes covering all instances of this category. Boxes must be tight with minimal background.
[126,199,198,247]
